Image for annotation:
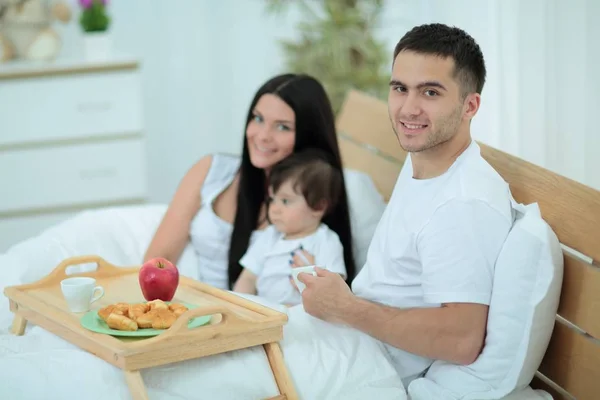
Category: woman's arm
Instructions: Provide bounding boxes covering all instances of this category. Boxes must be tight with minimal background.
[143,155,213,264]
[233,268,258,295]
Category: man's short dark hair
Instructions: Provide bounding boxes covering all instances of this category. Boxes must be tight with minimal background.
[394,23,486,96]
[269,148,342,214]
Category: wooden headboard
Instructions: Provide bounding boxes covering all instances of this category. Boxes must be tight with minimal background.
[335,90,600,400]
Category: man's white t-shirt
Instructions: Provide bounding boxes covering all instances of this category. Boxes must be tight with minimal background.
[240,223,347,305]
[352,141,515,383]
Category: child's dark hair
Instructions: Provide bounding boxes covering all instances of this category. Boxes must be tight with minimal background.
[269,148,342,215]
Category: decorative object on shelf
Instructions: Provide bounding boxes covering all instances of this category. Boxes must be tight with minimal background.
[0,0,71,63]
[78,0,111,61]
[265,0,389,113]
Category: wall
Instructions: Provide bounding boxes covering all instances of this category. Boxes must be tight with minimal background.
[413,0,600,190]
[56,0,600,206]
[57,0,302,203]
[54,0,418,204]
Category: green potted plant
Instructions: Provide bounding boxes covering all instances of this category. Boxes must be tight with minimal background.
[78,0,111,60]
[266,0,389,113]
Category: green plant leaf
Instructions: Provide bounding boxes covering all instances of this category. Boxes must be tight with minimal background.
[267,0,390,112]
[79,0,110,32]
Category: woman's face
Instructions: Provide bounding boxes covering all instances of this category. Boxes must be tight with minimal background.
[246,94,296,171]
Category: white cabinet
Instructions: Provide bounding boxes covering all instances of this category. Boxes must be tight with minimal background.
[0,56,148,252]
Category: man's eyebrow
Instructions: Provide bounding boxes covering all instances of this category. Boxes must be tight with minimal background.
[417,81,447,91]
[389,79,448,92]
[252,109,294,125]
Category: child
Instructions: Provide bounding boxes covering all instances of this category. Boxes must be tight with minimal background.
[233,148,347,306]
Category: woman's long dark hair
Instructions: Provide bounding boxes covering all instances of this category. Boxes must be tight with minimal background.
[227,73,357,289]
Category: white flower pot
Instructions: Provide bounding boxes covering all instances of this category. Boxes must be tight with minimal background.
[82,31,112,61]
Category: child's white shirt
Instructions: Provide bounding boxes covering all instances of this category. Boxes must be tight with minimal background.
[239,223,347,305]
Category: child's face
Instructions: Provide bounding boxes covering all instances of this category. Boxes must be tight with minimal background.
[267,181,325,239]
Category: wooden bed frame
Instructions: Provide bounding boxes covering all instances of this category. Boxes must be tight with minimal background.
[335,90,600,400]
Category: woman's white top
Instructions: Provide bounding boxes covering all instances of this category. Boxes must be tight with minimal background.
[189,153,264,289]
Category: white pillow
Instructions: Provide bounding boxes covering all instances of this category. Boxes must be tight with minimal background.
[408,380,553,400]
[408,201,563,399]
[343,169,387,271]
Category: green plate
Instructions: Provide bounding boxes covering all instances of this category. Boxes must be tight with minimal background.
[80,302,212,337]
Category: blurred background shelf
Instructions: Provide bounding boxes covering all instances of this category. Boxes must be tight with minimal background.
[0,56,147,252]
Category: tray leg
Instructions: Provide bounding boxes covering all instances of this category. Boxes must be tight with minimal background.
[124,370,149,400]
[11,315,27,336]
[263,342,298,400]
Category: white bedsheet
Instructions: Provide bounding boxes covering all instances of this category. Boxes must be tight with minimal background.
[0,205,406,399]
[0,205,552,399]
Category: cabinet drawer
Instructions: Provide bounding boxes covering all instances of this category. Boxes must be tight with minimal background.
[0,138,147,213]
[0,70,143,146]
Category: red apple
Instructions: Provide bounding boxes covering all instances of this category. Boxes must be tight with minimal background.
[139,257,179,301]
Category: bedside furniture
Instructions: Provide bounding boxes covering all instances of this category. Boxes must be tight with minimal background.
[0,56,147,252]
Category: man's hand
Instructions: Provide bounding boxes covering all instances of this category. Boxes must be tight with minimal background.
[297,267,355,324]
[300,267,488,365]
[289,248,316,292]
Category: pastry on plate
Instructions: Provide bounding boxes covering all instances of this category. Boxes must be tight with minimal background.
[136,309,159,329]
[150,309,178,329]
[169,303,188,317]
[106,313,138,331]
[128,303,149,321]
[147,299,169,311]
[98,300,191,331]
[98,304,125,321]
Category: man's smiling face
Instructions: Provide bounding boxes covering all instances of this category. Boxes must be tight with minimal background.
[388,50,469,154]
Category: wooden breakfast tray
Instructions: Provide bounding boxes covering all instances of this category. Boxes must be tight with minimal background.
[3,255,298,400]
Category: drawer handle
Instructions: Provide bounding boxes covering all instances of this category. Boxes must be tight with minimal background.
[76,102,112,113]
[79,168,117,179]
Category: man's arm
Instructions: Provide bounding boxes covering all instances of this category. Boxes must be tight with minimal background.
[300,268,488,365]
[300,199,511,365]
[340,296,488,365]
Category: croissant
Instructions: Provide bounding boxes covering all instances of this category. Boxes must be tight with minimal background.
[128,303,149,321]
[113,303,130,313]
[136,309,159,329]
[98,304,125,321]
[99,301,193,331]
[106,313,138,331]
[151,309,178,329]
[147,299,169,311]
[169,303,188,317]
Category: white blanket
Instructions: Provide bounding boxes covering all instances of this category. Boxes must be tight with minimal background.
[0,205,552,400]
[0,205,406,399]
[0,304,407,400]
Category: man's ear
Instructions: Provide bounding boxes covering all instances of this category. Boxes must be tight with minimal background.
[463,92,481,120]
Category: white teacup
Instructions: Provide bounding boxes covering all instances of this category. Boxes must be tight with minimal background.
[292,265,321,293]
[60,277,105,313]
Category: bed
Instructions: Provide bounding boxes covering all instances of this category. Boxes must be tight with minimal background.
[336,91,600,400]
[0,90,598,399]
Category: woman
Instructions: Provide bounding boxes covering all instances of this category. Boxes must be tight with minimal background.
[144,73,357,290]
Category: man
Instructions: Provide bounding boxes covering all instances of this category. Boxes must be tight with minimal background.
[298,23,515,385]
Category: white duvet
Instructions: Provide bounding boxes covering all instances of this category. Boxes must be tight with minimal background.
[0,205,552,400]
